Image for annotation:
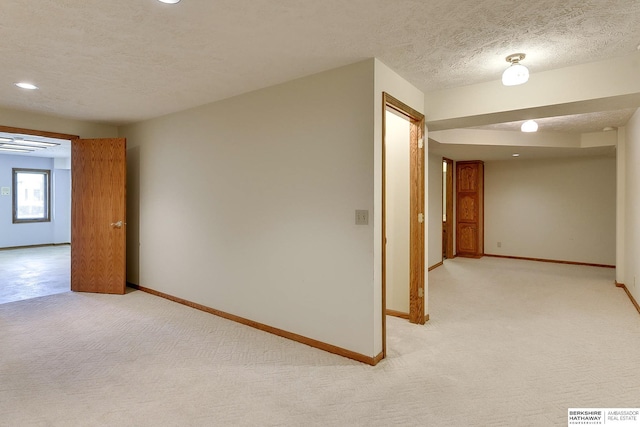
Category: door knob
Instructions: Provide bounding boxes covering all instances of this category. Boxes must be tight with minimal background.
[110,220,123,228]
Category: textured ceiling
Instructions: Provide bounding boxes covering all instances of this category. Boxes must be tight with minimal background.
[475,109,638,133]
[1,0,640,126]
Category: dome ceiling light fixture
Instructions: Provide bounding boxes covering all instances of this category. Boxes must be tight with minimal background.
[521,120,538,132]
[157,0,181,4]
[15,82,38,90]
[502,53,529,86]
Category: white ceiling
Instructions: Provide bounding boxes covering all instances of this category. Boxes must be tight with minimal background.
[1,0,639,128]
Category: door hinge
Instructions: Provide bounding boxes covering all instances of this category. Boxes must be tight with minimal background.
[418,288,424,298]
[418,213,424,223]
[418,138,424,149]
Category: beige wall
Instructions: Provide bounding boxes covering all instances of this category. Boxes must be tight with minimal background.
[624,109,640,301]
[121,60,381,357]
[385,110,410,314]
[428,152,443,268]
[485,156,616,265]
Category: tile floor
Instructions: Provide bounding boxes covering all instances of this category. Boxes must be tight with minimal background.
[0,245,70,304]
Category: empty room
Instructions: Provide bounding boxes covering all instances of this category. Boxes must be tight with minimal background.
[1,1,640,425]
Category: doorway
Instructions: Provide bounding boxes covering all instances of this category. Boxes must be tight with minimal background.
[0,125,75,303]
[382,92,426,356]
[442,158,454,259]
[385,108,411,319]
[0,125,127,299]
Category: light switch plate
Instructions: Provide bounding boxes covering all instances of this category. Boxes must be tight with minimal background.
[0,187,9,196]
[355,210,369,225]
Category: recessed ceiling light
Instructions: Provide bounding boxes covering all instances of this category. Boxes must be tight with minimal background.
[521,120,538,132]
[158,0,180,3]
[512,153,520,157]
[15,82,38,90]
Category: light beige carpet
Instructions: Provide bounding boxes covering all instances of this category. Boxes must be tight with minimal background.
[1,257,639,426]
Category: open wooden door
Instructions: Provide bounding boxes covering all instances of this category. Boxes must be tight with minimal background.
[71,138,126,294]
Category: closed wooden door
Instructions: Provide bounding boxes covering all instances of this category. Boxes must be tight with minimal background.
[456,161,484,258]
[71,138,127,294]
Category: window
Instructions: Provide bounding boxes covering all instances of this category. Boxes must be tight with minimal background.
[12,168,51,223]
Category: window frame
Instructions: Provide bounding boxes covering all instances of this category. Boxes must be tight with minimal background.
[12,168,52,224]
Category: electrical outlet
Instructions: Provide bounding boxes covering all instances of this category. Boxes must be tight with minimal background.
[497,242,502,248]
[355,210,369,225]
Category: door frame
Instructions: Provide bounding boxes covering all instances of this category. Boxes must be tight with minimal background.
[0,125,78,142]
[382,92,426,357]
[0,124,79,289]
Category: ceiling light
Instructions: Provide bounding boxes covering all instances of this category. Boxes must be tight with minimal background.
[9,139,59,148]
[0,143,43,150]
[15,82,38,90]
[0,143,44,150]
[157,0,180,3]
[502,53,529,86]
[23,140,59,147]
[602,126,615,132]
[0,147,32,153]
[512,153,520,157]
[0,137,59,150]
[521,120,538,132]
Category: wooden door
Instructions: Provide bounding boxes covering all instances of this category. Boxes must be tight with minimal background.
[456,161,484,258]
[71,138,127,294]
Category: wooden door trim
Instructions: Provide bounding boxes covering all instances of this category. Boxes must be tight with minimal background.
[408,107,425,325]
[0,125,79,141]
[134,284,385,365]
[382,92,426,358]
